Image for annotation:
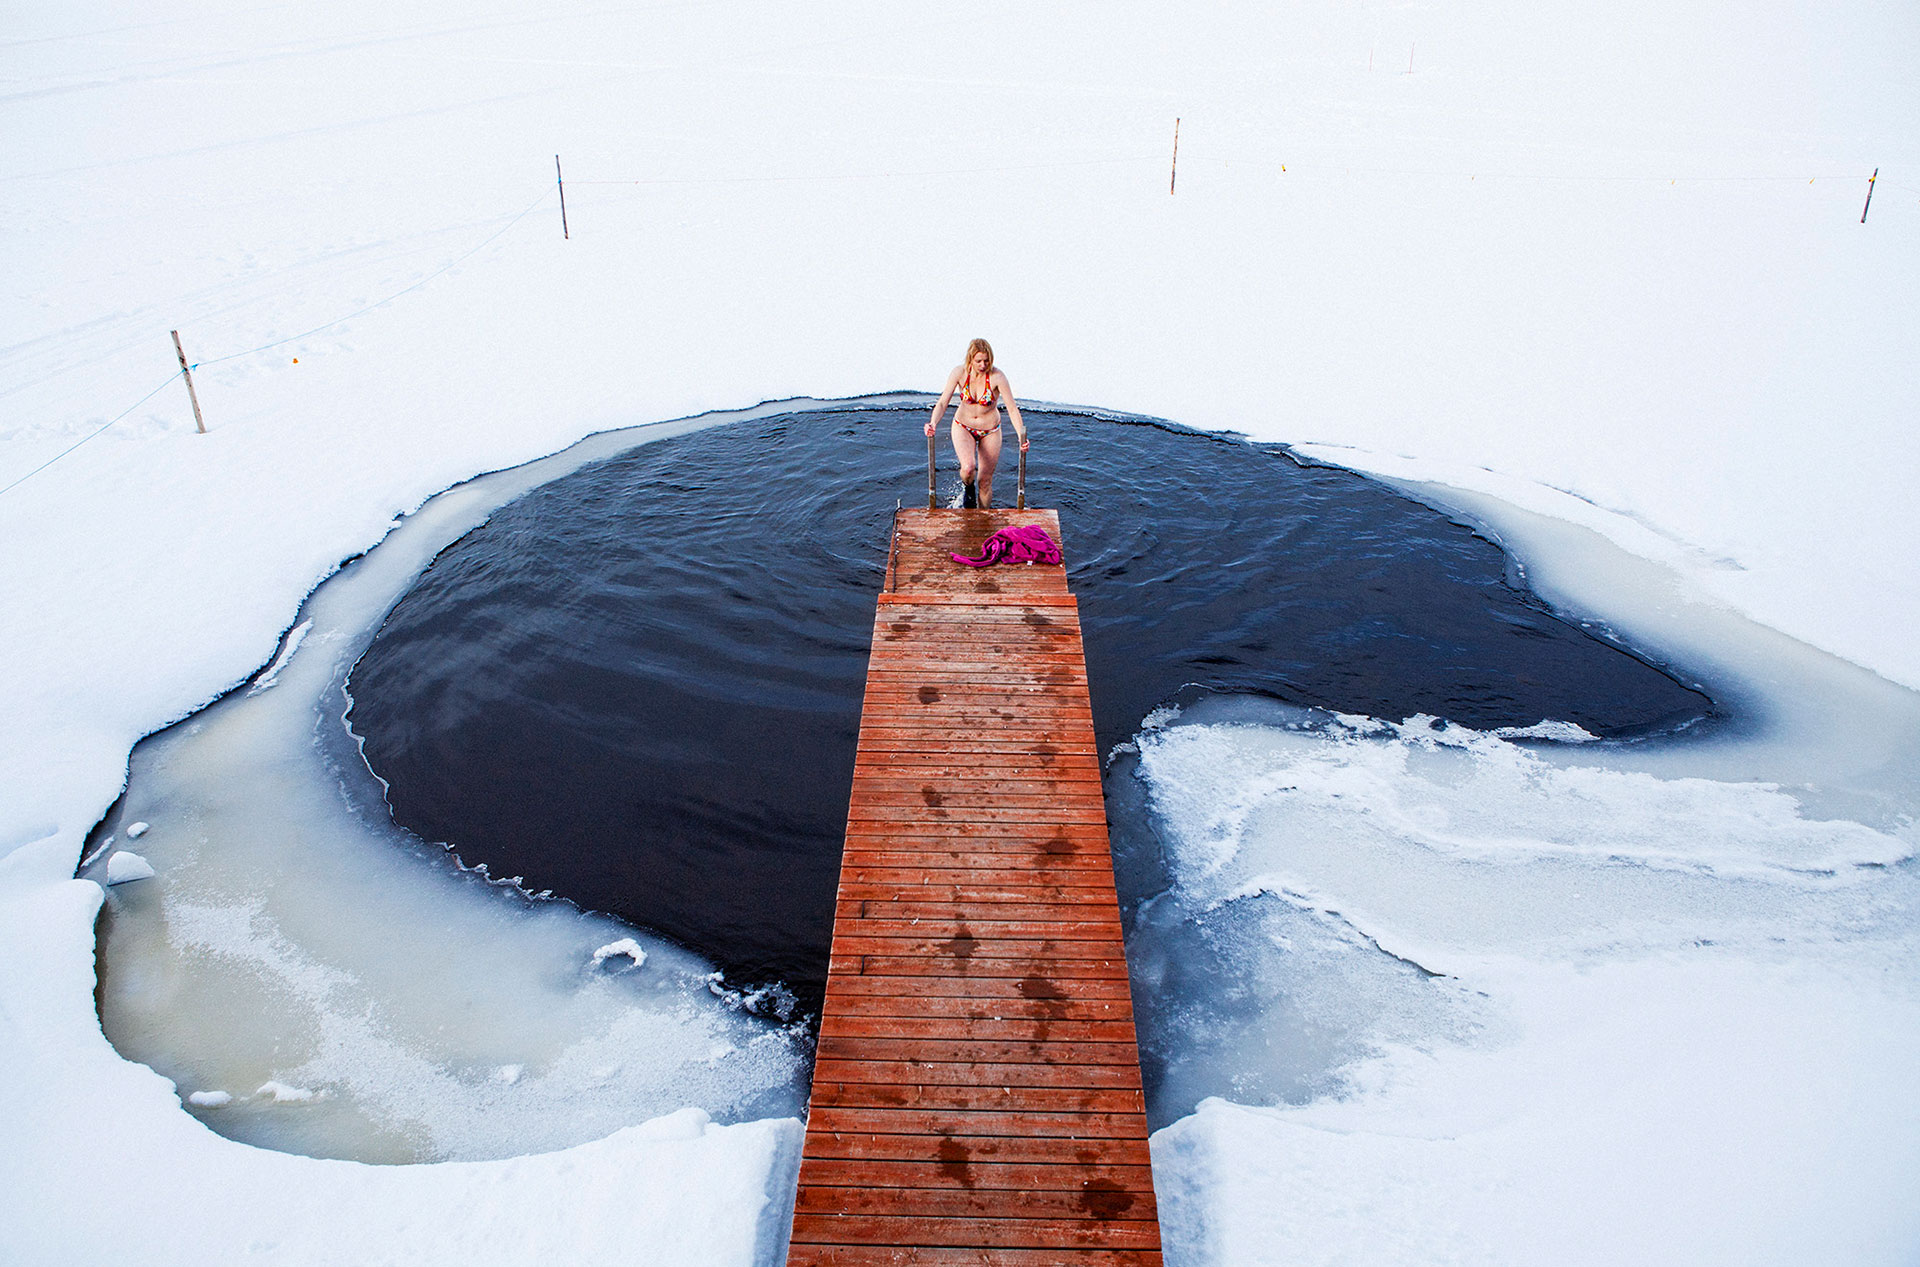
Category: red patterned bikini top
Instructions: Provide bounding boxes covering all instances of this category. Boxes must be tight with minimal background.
[960,369,998,406]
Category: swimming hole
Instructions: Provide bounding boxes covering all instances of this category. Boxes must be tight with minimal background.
[344,403,1713,1018]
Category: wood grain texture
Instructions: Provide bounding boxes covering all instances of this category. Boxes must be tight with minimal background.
[789,509,1161,1262]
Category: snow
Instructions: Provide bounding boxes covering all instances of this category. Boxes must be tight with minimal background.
[591,939,648,971]
[1153,956,1920,1266]
[247,621,310,693]
[1,1,1914,1264]
[188,1090,232,1109]
[104,851,155,885]
[255,1081,318,1105]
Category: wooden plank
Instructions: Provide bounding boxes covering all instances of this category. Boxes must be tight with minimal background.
[856,705,1099,724]
[872,611,1077,621]
[801,1131,1151,1167]
[833,886,1121,906]
[851,754,1102,773]
[865,649,1090,663]
[850,736,1099,753]
[821,971,1121,998]
[879,594,1077,608]
[794,1181,1151,1218]
[846,786,1110,806]
[793,1157,1151,1192]
[836,857,1113,878]
[834,865,1112,886]
[849,773,1101,792]
[807,1082,1146,1114]
[789,1214,1160,1250]
[840,823,1111,842]
[832,913,1122,933]
[856,721,1099,738]
[829,955,1129,980]
[844,809,1109,828]
[863,678,1091,693]
[814,1036,1140,1066]
[839,827,1112,846]
[804,1107,1149,1140]
[787,1248,1161,1267]
[821,994,1135,1023]
[829,933,1127,959]
[819,1016,1140,1043]
[831,907,1130,933]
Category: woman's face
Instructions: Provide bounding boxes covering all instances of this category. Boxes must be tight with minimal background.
[971,352,989,373]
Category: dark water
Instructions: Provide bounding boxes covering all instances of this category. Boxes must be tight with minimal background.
[347,404,1711,1015]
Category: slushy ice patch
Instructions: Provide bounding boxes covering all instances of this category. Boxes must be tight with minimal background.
[86,404,814,1165]
[345,405,1711,1014]
[1116,696,1919,1126]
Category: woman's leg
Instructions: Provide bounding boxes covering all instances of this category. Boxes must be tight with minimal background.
[950,423,979,484]
[975,427,1004,507]
[950,423,980,506]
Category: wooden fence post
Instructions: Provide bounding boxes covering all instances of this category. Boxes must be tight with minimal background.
[170,330,206,434]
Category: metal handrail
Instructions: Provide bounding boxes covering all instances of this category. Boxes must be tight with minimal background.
[884,500,902,591]
[926,427,937,509]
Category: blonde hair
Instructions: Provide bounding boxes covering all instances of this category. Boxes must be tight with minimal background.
[962,338,995,379]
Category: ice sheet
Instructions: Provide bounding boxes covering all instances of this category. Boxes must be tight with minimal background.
[1128,512,1920,1264]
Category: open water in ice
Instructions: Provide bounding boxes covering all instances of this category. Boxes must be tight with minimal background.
[85,396,1919,1168]
[344,403,1708,1016]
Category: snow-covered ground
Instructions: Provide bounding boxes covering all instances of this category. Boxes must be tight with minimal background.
[3,2,1915,1263]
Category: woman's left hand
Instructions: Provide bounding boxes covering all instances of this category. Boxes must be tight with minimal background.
[1019,435,1030,453]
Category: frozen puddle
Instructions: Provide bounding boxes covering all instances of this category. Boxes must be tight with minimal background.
[78,400,868,1164]
[1128,485,1920,1264]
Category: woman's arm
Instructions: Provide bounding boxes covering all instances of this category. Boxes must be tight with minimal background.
[927,369,961,436]
[997,372,1028,451]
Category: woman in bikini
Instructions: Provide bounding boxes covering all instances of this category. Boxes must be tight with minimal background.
[926,338,1028,509]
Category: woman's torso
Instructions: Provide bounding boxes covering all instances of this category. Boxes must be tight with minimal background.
[953,367,1001,428]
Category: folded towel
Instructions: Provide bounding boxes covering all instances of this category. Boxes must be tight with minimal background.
[951,524,1063,568]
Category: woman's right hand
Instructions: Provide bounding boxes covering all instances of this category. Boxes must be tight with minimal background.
[924,421,936,437]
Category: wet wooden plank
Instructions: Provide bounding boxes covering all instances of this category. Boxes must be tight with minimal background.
[793,508,1158,1262]
[805,1105,1149,1138]
[788,1214,1161,1251]
[787,1248,1161,1267]
[818,1016,1142,1043]
[840,823,1112,843]
[830,886,1120,906]
[835,855,1113,875]
[820,968,1128,992]
[793,1156,1153,1192]
[794,1180,1151,1218]
[821,994,1135,1023]
[842,826,1107,843]
[827,936,1125,963]
[807,1082,1147,1115]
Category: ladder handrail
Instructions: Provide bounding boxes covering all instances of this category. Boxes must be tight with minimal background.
[926,427,936,509]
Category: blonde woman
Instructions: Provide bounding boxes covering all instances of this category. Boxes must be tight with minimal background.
[926,338,1028,509]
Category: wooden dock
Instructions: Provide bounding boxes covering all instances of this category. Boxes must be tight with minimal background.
[786,508,1162,1266]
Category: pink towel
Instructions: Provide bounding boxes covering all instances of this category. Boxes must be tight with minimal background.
[951,524,1062,568]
